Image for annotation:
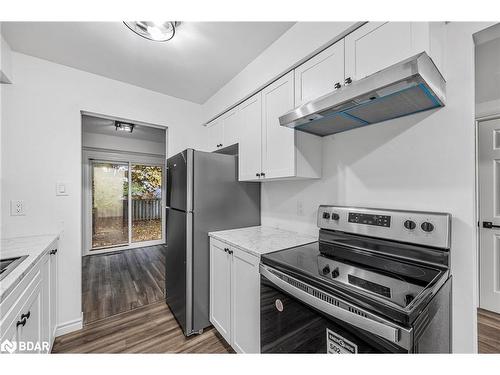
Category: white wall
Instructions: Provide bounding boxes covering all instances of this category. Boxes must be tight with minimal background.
[82,131,166,156]
[0,52,203,330]
[202,22,493,353]
[0,26,13,83]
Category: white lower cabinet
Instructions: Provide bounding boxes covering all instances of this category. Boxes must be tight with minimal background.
[0,242,58,355]
[209,238,232,342]
[209,238,260,353]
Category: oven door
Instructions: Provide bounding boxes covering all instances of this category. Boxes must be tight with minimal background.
[260,265,411,353]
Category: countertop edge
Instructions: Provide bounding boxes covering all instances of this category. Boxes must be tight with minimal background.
[0,234,60,303]
[209,228,316,258]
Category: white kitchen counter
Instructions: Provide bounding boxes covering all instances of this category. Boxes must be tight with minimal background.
[0,234,59,303]
[209,226,316,257]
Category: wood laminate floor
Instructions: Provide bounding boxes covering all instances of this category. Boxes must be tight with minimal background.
[52,301,232,353]
[82,245,167,324]
[478,308,500,353]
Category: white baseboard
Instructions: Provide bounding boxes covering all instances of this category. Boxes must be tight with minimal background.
[55,315,83,337]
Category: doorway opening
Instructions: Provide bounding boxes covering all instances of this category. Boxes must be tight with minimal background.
[475,23,500,353]
[81,112,168,325]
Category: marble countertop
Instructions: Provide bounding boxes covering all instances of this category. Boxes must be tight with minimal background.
[0,234,59,303]
[209,226,316,257]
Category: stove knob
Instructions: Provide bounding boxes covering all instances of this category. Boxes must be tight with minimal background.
[322,265,331,275]
[421,222,434,232]
[322,212,331,220]
[331,268,340,279]
[404,220,416,230]
[331,213,340,221]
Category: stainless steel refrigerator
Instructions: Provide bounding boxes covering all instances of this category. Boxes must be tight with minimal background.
[165,149,260,336]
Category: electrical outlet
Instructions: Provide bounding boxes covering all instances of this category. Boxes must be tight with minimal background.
[10,200,26,216]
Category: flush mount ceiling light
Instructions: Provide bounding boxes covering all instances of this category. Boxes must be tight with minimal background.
[115,121,134,133]
[123,21,179,42]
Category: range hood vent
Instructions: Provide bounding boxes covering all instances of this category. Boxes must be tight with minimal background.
[279,53,445,137]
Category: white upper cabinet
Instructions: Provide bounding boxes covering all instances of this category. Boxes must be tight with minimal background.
[221,108,240,148]
[262,71,295,179]
[345,22,445,83]
[261,71,321,180]
[294,39,345,106]
[238,93,263,181]
[206,117,224,152]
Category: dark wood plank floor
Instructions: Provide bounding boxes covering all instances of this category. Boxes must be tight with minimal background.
[478,308,500,353]
[52,301,232,353]
[82,245,167,324]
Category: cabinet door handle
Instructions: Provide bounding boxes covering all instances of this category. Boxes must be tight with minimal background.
[16,318,27,327]
[223,248,228,253]
[344,77,352,85]
[50,249,58,255]
[483,221,500,229]
[228,249,233,255]
[334,82,341,89]
[256,173,260,177]
[21,311,31,320]
[261,172,266,177]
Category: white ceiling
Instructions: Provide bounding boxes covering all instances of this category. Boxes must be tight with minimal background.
[82,115,165,143]
[2,22,294,104]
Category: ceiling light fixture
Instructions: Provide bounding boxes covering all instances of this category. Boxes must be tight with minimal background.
[115,121,134,133]
[123,21,179,42]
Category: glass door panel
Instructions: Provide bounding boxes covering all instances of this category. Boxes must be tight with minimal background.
[131,164,163,243]
[91,161,129,249]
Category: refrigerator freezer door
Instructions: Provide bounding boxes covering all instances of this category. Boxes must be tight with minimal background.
[165,207,193,335]
[166,150,193,212]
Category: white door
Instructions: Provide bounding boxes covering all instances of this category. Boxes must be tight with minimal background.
[238,93,263,181]
[294,39,345,106]
[479,117,500,313]
[206,118,224,152]
[262,71,296,179]
[222,109,240,148]
[345,22,416,82]
[231,248,260,353]
[209,240,232,343]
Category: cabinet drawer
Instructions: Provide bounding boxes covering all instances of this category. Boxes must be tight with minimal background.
[0,253,46,324]
[0,267,41,341]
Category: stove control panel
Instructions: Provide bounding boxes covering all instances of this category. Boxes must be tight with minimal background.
[317,205,451,249]
[348,213,391,227]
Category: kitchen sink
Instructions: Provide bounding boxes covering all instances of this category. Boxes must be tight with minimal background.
[0,255,28,281]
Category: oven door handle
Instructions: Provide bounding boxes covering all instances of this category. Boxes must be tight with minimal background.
[260,265,407,345]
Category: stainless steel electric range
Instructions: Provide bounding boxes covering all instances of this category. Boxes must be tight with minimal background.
[260,205,452,353]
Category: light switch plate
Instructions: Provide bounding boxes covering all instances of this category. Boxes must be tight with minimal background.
[10,200,25,216]
[56,182,69,196]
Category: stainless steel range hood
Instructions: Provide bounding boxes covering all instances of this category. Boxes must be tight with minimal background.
[279,52,445,137]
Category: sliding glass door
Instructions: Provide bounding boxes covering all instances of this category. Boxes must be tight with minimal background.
[90,160,164,251]
[91,161,129,249]
[131,164,163,243]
